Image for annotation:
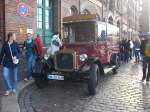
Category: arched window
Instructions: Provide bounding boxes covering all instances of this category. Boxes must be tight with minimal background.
[70,6,78,16]
[117,21,120,28]
[108,16,113,25]
[109,0,115,12]
[96,14,101,21]
[83,9,90,15]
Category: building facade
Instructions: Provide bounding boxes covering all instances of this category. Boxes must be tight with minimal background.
[139,0,150,36]
[0,0,141,46]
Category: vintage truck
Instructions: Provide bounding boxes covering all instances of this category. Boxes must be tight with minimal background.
[33,14,120,95]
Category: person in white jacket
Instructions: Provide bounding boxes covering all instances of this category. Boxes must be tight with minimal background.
[47,33,62,56]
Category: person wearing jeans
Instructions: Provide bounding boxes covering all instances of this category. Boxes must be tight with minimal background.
[142,57,150,82]
[0,32,20,95]
[24,33,36,81]
[3,67,18,92]
[141,35,150,83]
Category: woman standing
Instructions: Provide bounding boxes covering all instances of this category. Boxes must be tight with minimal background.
[0,32,20,95]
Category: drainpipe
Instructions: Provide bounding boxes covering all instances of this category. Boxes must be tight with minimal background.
[79,0,81,14]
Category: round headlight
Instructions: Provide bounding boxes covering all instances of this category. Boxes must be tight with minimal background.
[44,54,49,60]
[79,54,88,62]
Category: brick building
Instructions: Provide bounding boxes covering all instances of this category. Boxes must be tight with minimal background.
[139,0,150,36]
[0,0,141,46]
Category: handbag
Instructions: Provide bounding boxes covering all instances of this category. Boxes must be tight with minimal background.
[8,43,19,64]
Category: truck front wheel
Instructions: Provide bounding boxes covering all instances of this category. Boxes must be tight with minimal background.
[34,74,48,89]
[34,69,48,89]
[88,64,100,95]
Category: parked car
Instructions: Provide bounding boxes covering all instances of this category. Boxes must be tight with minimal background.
[33,14,120,95]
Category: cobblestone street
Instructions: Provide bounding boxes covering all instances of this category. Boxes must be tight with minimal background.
[18,61,150,112]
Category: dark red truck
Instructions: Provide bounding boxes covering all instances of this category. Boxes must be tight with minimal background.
[33,14,120,95]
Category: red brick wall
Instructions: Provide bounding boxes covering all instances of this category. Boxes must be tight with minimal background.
[0,0,5,39]
[5,0,36,43]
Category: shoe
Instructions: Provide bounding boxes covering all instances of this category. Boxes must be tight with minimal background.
[141,79,145,83]
[24,78,28,82]
[4,91,11,96]
[146,80,149,83]
[12,89,16,93]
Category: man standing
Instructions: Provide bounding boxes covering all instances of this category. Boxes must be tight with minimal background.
[142,35,150,82]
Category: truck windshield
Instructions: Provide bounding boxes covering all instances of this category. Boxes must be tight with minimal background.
[64,22,95,43]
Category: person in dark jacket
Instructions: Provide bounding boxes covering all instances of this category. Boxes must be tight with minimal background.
[141,35,150,83]
[124,39,130,62]
[0,32,20,95]
[134,38,141,63]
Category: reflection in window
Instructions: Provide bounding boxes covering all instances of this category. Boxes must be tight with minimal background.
[45,0,49,7]
[37,22,42,29]
[64,22,94,43]
[45,10,49,22]
[37,0,42,5]
[45,22,49,29]
[37,8,43,29]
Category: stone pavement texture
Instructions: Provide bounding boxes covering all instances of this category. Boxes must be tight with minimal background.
[18,61,150,112]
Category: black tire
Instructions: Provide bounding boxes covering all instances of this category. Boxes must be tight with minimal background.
[34,72,48,89]
[88,64,100,95]
[111,54,120,68]
[112,68,117,74]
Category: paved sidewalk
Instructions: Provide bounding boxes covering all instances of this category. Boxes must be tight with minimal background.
[0,58,26,112]
[0,76,4,111]
[1,80,33,112]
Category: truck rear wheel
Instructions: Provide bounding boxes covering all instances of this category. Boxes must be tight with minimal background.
[88,64,100,95]
[111,54,120,74]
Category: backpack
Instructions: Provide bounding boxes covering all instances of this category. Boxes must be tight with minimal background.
[52,39,60,47]
[34,37,43,56]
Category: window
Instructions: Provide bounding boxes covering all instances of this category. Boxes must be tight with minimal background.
[37,0,42,6]
[37,0,53,46]
[117,21,120,28]
[37,8,43,29]
[108,16,113,25]
[70,6,78,16]
[96,14,101,21]
[83,9,90,15]
[64,22,95,43]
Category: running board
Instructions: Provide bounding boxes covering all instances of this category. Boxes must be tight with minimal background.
[104,65,116,74]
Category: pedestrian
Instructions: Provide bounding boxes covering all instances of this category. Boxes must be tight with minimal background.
[119,39,125,63]
[134,38,141,63]
[124,39,130,62]
[141,35,150,83]
[24,33,36,81]
[33,34,43,57]
[129,40,134,59]
[46,32,62,67]
[140,37,147,62]
[47,32,62,56]
[32,34,43,68]
[0,32,20,95]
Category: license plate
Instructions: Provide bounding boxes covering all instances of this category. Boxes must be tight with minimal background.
[48,74,64,80]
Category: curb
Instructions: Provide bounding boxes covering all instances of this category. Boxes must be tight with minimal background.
[1,80,34,112]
